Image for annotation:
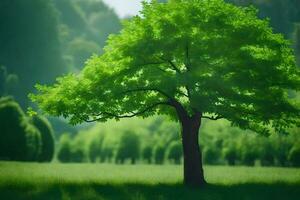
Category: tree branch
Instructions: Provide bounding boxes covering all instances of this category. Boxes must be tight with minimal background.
[185,42,191,71]
[158,56,182,74]
[84,101,170,122]
[202,115,223,121]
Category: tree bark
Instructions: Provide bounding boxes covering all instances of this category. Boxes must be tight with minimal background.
[180,113,206,186]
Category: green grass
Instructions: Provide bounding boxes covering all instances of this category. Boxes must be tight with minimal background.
[0,162,300,200]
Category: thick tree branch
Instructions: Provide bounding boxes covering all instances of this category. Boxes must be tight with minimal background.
[185,42,191,71]
[201,115,223,121]
[158,56,182,74]
[84,101,171,122]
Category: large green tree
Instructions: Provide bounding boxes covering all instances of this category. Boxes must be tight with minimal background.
[32,0,300,186]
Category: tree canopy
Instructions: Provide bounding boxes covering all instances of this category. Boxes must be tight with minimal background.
[32,0,300,136]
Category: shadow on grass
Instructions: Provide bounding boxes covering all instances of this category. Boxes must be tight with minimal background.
[1,182,300,200]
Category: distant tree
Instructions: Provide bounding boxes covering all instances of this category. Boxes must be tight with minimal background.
[57,133,72,163]
[0,97,41,161]
[115,132,140,164]
[32,0,300,186]
[100,140,114,163]
[0,66,7,96]
[70,132,88,162]
[239,136,259,166]
[30,116,55,162]
[273,135,292,166]
[88,134,105,163]
[167,141,182,164]
[203,147,220,165]
[227,0,298,36]
[259,138,275,166]
[142,145,153,164]
[222,143,238,166]
[153,145,165,165]
[0,66,19,97]
[54,0,121,70]
[0,0,66,107]
[288,143,300,167]
[294,25,300,66]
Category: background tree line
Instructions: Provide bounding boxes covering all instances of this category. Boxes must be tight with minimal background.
[56,116,300,167]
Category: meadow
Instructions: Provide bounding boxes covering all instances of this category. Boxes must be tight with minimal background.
[0,162,300,200]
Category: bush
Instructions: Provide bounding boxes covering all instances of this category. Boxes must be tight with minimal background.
[57,133,72,163]
[88,133,106,163]
[166,141,182,164]
[259,139,275,166]
[100,139,114,163]
[115,132,140,164]
[0,97,41,161]
[288,144,300,167]
[203,147,220,165]
[153,145,165,164]
[238,135,259,166]
[30,116,55,162]
[70,132,88,162]
[222,143,237,166]
[142,145,153,164]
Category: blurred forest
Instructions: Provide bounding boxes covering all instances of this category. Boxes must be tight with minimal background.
[0,0,299,165]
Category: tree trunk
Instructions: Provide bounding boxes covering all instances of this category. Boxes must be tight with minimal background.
[180,113,206,187]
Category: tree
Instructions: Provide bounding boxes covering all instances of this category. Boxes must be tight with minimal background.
[153,145,166,165]
[167,141,183,164]
[115,131,140,164]
[57,133,72,163]
[30,116,55,162]
[88,134,104,163]
[288,144,300,167]
[0,66,7,96]
[142,145,153,164]
[294,24,300,66]
[0,97,41,161]
[31,0,300,186]
[0,0,66,107]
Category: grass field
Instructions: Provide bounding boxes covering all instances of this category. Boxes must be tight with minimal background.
[0,162,300,200]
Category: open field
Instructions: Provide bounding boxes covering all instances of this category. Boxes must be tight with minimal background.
[0,162,300,200]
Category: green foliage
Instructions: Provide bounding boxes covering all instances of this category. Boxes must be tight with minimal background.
[238,135,259,166]
[57,133,72,163]
[166,141,182,164]
[115,131,141,164]
[153,145,166,164]
[0,66,19,97]
[222,142,238,166]
[288,143,300,167]
[0,97,41,161]
[54,0,121,70]
[227,0,300,36]
[88,134,104,163]
[30,116,55,162]
[32,0,300,137]
[258,137,275,166]
[0,66,7,96]
[142,145,153,164]
[0,0,66,107]
[55,116,299,166]
[294,24,300,65]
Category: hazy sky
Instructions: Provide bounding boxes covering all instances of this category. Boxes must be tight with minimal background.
[102,0,146,18]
